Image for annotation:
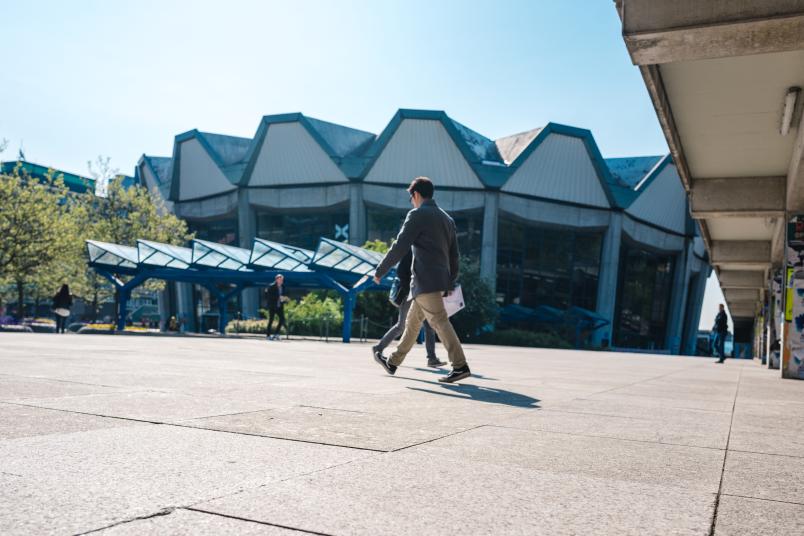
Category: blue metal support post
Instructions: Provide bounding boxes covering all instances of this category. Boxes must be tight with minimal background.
[342,291,355,343]
[117,289,129,331]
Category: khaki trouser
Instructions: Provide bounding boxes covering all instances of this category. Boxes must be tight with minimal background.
[388,291,467,368]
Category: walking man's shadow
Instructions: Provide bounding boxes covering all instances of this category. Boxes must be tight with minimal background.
[399,376,540,409]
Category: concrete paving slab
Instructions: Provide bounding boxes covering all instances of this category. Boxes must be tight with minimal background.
[722,450,804,504]
[608,380,737,402]
[0,424,372,535]
[0,375,128,401]
[581,389,737,412]
[544,395,735,422]
[93,508,298,535]
[734,399,804,419]
[729,412,804,457]
[594,395,737,413]
[500,406,731,448]
[412,425,725,493]
[714,495,804,536]
[182,404,477,451]
[0,403,134,440]
[199,448,716,536]
[15,391,277,422]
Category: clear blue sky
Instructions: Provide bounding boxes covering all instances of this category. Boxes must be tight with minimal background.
[0,0,727,328]
[1,0,668,174]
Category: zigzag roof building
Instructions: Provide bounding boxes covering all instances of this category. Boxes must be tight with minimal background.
[134,109,710,354]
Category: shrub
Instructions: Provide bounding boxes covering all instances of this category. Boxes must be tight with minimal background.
[225,319,267,334]
[450,256,498,340]
[468,328,572,349]
[227,292,343,337]
[286,292,343,336]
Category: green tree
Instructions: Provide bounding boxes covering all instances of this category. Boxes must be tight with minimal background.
[75,172,193,320]
[451,256,498,340]
[0,166,75,320]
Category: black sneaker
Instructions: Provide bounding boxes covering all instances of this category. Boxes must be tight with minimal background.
[427,358,447,368]
[438,365,471,383]
[373,349,397,375]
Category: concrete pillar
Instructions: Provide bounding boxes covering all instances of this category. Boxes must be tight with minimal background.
[480,191,499,288]
[665,239,694,354]
[176,282,195,332]
[349,183,366,246]
[238,189,259,319]
[682,265,710,355]
[593,211,623,346]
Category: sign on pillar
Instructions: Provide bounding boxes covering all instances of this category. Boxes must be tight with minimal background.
[769,270,782,369]
[783,216,804,379]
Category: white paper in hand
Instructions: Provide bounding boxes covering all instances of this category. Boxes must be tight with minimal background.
[443,285,465,317]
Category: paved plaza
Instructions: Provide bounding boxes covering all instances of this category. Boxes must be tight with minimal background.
[1,333,803,535]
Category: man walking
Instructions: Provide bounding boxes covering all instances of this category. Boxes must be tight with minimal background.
[713,303,729,363]
[265,274,288,340]
[373,248,446,368]
[372,177,470,383]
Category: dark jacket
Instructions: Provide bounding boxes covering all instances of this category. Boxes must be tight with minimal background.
[391,250,414,305]
[53,290,72,309]
[376,198,459,297]
[714,311,728,333]
[266,282,284,311]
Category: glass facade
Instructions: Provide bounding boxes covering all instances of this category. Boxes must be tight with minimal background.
[613,243,675,350]
[496,218,602,311]
[366,205,483,259]
[366,206,408,244]
[188,217,238,246]
[453,210,483,260]
[257,207,350,250]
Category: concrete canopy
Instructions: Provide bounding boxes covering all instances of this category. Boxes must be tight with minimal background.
[616,0,804,318]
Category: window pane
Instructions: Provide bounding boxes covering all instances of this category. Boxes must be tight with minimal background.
[257,209,350,250]
[613,244,675,349]
[496,218,601,312]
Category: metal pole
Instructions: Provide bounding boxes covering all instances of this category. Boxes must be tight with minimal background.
[117,289,129,331]
[342,292,354,343]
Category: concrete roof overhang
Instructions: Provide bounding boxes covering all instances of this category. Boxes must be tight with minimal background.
[616,0,804,319]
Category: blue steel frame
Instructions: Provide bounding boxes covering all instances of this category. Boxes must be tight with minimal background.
[87,237,393,342]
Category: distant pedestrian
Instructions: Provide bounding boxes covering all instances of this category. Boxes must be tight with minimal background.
[372,176,470,383]
[52,284,72,334]
[265,274,288,340]
[713,304,729,363]
[374,249,446,368]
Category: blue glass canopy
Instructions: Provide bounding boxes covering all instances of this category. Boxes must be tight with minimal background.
[138,240,192,269]
[311,237,385,276]
[87,240,139,269]
[249,238,312,272]
[86,236,394,340]
[192,239,252,271]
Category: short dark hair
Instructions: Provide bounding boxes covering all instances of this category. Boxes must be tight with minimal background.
[408,176,434,199]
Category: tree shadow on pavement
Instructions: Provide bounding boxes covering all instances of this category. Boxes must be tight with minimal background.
[398,377,540,409]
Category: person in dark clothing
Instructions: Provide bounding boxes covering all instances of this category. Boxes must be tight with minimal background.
[374,249,446,368]
[52,284,72,334]
[372,176,470,384]
[713,304,729,363]
[265,274,288,340]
